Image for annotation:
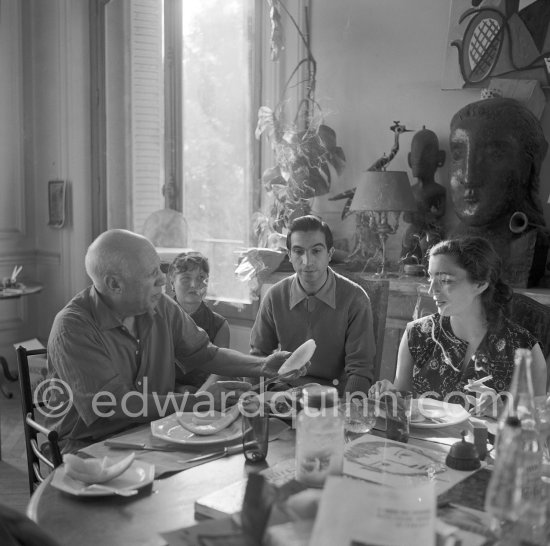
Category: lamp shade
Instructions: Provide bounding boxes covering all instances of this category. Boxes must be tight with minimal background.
[349,171,417,212]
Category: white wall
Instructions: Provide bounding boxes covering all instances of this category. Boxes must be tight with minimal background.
[0,0,35,365]
[5,0,550,371]
[21,0,92,357]
[307,0,550,265]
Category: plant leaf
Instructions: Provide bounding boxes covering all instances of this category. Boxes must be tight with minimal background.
[255,106,277,140]
[261,166,286,191]
[267,0,284,61]
[331,146,346,174]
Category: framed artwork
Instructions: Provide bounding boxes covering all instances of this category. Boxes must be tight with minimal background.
[48,180,67,229]
[443,0,550,89]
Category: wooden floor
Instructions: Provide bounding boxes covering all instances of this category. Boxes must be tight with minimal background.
[0,378,33,514]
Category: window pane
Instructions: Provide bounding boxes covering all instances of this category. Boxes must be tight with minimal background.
[181,0,254,304]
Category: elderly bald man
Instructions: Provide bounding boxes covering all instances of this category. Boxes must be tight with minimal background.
[45,229,289,453]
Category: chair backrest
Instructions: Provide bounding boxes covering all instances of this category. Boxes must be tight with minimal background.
[15,346,63,495]
[510,293,550,389]
[344,275,390,385]
[510,293,550,359]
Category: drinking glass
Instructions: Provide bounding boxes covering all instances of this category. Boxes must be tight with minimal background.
[384,390,412,443]
[342,398,377,443]
[240,395,269,463]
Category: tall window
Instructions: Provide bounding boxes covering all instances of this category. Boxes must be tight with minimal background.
[102,0,260,303]
[179,0,259,304]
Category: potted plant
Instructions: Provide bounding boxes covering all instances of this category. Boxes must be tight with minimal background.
[254,0,346,247]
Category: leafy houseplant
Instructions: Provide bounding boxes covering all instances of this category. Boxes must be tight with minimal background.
[254,0,346,245]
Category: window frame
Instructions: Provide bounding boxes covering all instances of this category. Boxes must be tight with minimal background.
[90,0,265,238]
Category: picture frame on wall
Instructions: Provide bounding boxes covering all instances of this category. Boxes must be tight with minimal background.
[48,180,67,229]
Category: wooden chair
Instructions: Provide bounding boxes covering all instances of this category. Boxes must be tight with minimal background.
[15,346,63,495]
[510,292,550,389]
[344,275,390,385]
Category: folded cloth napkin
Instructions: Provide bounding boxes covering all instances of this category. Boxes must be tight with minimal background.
[80,417,292,479]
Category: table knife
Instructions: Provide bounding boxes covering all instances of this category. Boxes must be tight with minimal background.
[104,440,181,451]
[104,440,244,459]
[177,444,243,465]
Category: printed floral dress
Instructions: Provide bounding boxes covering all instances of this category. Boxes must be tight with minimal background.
[407,313,537,402]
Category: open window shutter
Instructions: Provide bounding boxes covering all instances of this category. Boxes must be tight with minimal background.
[130,0,165,233]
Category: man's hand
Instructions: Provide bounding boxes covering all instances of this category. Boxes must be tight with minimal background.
[199,380,252,411]
[260,351,291,377]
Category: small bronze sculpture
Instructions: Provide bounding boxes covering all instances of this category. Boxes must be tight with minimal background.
[449,97,548,287]
[400,127,446,268]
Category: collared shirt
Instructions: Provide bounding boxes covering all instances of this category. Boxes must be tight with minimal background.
[250,268,375,395]
[46,286,217,445]
[288,268,336,310]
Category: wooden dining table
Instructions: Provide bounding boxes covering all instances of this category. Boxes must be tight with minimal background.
[26,416,489,546]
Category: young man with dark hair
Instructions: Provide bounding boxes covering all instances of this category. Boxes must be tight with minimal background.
[251,215,376,396]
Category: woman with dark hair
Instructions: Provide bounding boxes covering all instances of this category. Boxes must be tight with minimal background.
[369,236,546,413]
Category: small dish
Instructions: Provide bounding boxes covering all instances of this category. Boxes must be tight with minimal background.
[151,413,243,445]
[52,460,154,497]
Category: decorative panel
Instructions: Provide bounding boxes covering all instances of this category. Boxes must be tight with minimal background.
[0,0,24,237]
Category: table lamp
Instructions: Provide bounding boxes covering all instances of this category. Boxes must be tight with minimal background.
[349,170,417,276]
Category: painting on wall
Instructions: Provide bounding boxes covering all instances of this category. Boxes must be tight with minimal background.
[443,0,550,89]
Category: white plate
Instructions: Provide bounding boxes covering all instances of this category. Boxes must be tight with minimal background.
[151,412,243,445]
[51,460,154,497]
[409,399,470,429]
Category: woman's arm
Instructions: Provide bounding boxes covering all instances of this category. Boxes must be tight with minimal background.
[530,343,547,396]
[393,331,415,391]
[468,343,547,417]
[369,331,415,397]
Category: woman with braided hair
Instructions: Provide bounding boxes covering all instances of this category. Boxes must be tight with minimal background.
[369,236,546,415]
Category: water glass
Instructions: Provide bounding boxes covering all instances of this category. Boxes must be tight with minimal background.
[240,395,269,463]
[384,390,412,443]
[342,398,377,442]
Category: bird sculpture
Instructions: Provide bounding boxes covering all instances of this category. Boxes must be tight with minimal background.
[329,121,412,219]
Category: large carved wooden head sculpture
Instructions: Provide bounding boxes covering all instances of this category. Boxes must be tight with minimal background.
[449,98,547,230]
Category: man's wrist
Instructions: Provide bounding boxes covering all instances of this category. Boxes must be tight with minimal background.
[250,357,268,377]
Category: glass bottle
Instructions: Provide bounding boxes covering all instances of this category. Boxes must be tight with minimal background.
[485,416,523,543]
[494,348,546,544]
[295,385,344,488]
